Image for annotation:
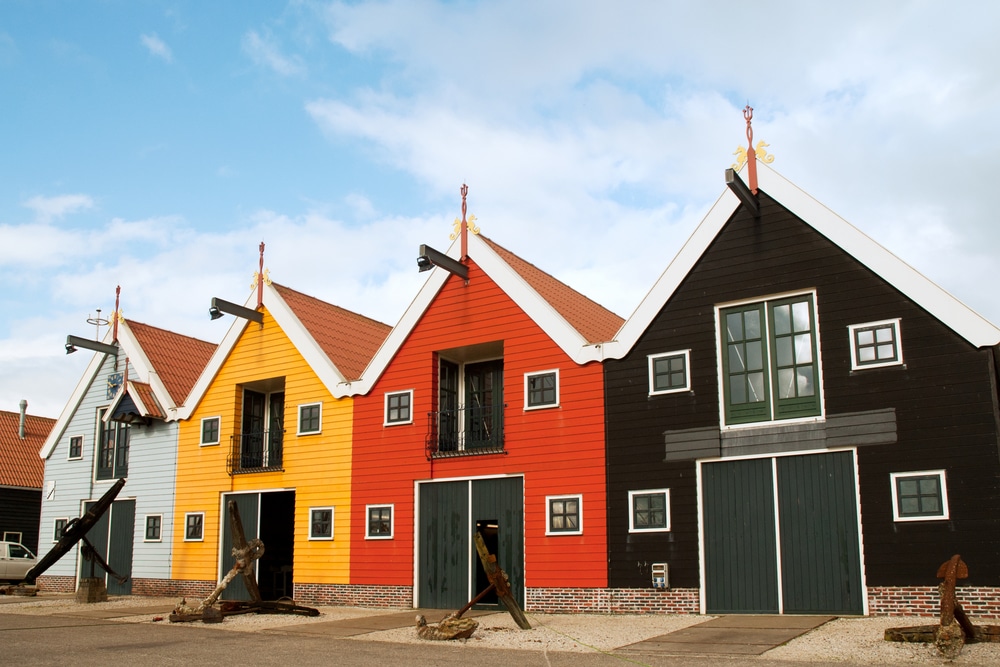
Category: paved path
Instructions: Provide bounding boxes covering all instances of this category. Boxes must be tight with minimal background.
[618,614,834,657]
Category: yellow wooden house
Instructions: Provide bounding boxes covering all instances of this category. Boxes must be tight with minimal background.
[171,278,390,601]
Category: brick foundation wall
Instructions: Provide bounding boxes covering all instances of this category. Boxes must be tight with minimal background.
[35,575,75,593]
[293,583,413,608]
[131,579,215,599]
[527,587,701,614]
[867,586,1000,619]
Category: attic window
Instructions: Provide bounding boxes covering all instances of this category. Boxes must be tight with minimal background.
[849,319,902,370]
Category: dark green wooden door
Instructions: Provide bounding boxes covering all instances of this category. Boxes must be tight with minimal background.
[221,493,259,601]
[777,452,863,614]
[471,477,524,608]
[702,458,779,613]
[80,499,134,595]
[702,452,863,614]
[418,481,469,609]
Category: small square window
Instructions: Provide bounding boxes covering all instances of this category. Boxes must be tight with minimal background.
[310,507,334,540]
[366,504,393,539]
[145,515,162,542]
[649,351,691,395]
[525,370,559,409]
[200,417,221,446]
[53,519,69,542]
[849,319,902,370]
[385,391,413,425]
[891,471,949,521]
[184,512,205,541]
[628,489,671,532]
[3,531,22,543]
[546,495,582,535]
[68,435,83,459]
[298,403,322,435]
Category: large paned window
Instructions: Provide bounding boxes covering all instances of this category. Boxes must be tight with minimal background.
[96,408,130,480]
[435,357,504,453]
[720,294,821,425]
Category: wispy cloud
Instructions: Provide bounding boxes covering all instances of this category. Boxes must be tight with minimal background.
[140,33,173,63]
[242,29,304,77]
[22,194,95,224]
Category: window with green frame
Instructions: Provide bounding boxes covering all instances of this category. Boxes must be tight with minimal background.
[720,294,821,425]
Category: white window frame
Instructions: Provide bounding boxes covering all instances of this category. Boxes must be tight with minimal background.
[849,318,903,370]
[648,350,691,396]
[628,488,672,533]
[199,416,221,446]
[144,514,163,542]
[384,390,414,426]
[53,518,69,542]
[184,512,205,542]
[3,531,22,543]
[365,504,394,540]
[890,470,949,522]
[67,434,84,460]
[309,507,335,540]
[297,402,322,435]
[545,494,583,536]
[524,369,560,410]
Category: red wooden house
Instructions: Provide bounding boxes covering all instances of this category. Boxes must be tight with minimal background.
[347,206,623,611]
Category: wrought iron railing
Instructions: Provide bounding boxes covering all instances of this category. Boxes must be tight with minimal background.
[227,429,284,475]
[425,404,505,458]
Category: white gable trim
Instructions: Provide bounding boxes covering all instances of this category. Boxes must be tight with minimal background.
[39,346,109,460]
[115,321,178,420]
[177,305,250,420]
[605,163,1000,358]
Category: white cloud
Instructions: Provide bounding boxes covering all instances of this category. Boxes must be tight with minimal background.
[241,29,305,77]
[21,194,95,224]
[140,33,173,63]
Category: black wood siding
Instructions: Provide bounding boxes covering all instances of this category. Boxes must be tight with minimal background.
[0,488,41,552]
[605,192,1000,588]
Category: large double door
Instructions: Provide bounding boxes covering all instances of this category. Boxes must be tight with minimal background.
[701,450,864,615]
[79,498,134,595]
[417,477,523,609]
[220,491,295,600]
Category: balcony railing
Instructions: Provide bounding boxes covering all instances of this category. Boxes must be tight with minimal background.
[228,430,284,475]
[425,404,505,458]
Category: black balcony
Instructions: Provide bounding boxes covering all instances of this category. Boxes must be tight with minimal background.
[228,430,284,475]
[425,403,505,458]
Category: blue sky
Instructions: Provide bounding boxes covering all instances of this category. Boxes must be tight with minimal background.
[3,1,999,418]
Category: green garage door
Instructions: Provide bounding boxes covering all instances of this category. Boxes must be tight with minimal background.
[80,499,134,595]
[702,451,863,615]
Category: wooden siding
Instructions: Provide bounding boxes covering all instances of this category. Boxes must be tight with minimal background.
[0,488,41,552]
[173,309,353,585]
[351,260,608,589]
[605,192,1000,589]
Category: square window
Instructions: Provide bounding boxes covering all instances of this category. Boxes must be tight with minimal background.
[648,351,691,395]
[891,471,949,521]
[53,518,69,542]
[184,512,205,541]
[309,507,334,540]
[3,531,22,543]
[628,489,671,532]
[546,495,582,535]
[366,504,393,539]
[384,391,413,425]
[200,417,221,446]
[145,515,162,542]
[525,370,559,409]
[849,319,903,370]
[298,403,322,435]
[68,435,83,459]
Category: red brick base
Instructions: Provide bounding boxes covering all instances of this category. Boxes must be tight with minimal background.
[867,586,1000,619]
[34,575,75,593]
[292,583,413,607]
[130,578,215,599]
[527,587,700,614]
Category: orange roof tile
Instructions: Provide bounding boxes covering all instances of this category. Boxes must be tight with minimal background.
[128,381,165,419]
[482,236,624,344]
[0,408,53,488]
[127,321,216,406]
[273,284,392,381]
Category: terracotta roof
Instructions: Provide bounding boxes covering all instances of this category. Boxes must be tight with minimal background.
[128,381,165,419]
[127,321,216,405]
[0,408,53,488]
[273,283,392,381]
[482,236,624,344]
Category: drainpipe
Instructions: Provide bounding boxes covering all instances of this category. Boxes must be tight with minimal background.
[19,399,27,439]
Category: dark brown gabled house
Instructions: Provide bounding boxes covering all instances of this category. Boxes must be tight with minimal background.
[601,162,1000,616]
[0,402,54,552]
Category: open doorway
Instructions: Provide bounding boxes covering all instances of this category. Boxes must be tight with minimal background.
[474,519,499,606]
[220,490,295,600]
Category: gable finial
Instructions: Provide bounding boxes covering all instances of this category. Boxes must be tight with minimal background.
[450,184,480,253]
[744,105,758,194]
[250,242,271,310]
[112,285,121,342]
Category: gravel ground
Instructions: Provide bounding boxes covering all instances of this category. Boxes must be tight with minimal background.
[3,594,1000,664]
